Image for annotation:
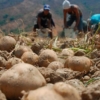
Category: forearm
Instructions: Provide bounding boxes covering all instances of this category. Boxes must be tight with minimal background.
[63,10,67,27]
[75,18,80,27]
[37,18,42,28]
[74,7,80,27]
[38,22,42,28]
[64,18,66,26]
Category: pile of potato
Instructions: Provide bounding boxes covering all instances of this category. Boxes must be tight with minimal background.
[0,63,46,100]
[21,82,81,100]
[0,35,96,100]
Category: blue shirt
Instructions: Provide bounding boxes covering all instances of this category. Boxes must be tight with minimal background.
[90,14,100,25]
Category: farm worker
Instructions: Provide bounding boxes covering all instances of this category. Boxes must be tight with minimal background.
[87,14,100,34]
[37,8,55,28]
[62,0,83,32]
[33,4,55,39]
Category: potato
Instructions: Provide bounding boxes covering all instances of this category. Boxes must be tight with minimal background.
[38,49,58,67]
[0,56,6,68]
[54,82,81,100]
[21,86,63,100]
[0,63,46,100]
[31,41,44,54]
[64,56,92,72]
[21,82,81,100]
[60,48,74,57]
[13,46,32,58]
[74,50,85,56]
[0,90,6,100]
[21,51,39,65]
[48,61,64,71]
[5,57,23,69]
[0,36,16,52]
[94,35,100,50]
[65,79,86,92]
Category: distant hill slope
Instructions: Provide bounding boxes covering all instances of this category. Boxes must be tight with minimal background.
[0,0,24,9]
[0,0,100,34]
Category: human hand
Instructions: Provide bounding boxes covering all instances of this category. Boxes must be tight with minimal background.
[47,28,52,32]
[40,26,43,30]
[63,25,69,29]
[74,27,77,31]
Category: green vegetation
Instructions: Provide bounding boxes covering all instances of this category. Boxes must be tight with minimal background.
[9,17,15,21]
[3,14,9,19]
[25,24,33,31]
[0,15,16,26]
[10,28,23,34]
[0,19,6,25]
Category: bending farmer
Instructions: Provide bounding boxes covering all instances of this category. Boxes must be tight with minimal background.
[62,0,83,32]
[33,4,55,38]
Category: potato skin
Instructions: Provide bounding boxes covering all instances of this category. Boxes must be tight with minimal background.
[21,51,39,65]
[0,56,6,68]
[60,48,74,57]
[0,63,46,100]
[21,82,81,100]
[5,57,23,69]
[48,61,64,71]
[38,49,58,67]
[0,36,16,52]
[64,56,92,72]
[13,46,32,58]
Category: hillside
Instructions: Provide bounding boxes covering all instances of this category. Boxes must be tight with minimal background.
[0,0,24,9]
[0,0,100,34]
